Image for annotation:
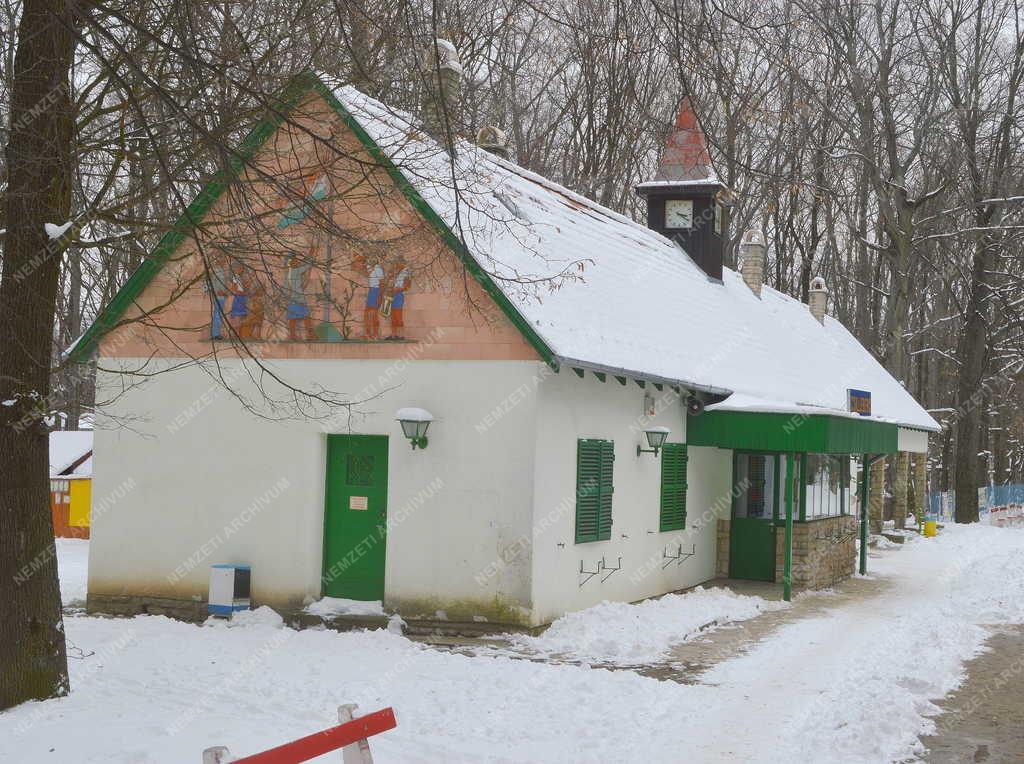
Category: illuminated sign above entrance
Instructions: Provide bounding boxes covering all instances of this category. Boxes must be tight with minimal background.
[847,389,872,416]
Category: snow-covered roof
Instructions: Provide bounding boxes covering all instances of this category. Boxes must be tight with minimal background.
[332,83,938,432]
[635,178,722,190]
[49,430,93,478]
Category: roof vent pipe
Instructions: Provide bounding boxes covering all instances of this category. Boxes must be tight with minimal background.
[477,126,512,160]
[423,39,462,150]
[809,276,828,324]
[739,229,766,297]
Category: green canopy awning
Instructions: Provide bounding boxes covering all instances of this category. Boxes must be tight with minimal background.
[687,410,898,453]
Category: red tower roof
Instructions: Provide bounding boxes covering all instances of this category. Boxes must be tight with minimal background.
[649,97,716,184]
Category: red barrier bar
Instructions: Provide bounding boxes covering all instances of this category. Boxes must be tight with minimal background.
[232,707,397,764]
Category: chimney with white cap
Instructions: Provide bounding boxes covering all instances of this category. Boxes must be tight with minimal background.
[422,39,462,150]
[739,229,766,297]
[809,276,828,324]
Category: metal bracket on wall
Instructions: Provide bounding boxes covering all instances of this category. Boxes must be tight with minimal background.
[662,543,696,569]
[600,556,622,583]
[579,556,624,586]
[579,558,602,587]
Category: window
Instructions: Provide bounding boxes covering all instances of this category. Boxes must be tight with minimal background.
[803,454,850,519]
[660,442,688,531]
[734,453,800,521]
[576,439,614,543]
[346,454,374,486]
[734,453,779,519]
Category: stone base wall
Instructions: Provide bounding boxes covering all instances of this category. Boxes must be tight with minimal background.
[87,593,209,622]
[716,515,857,591]
[86,593,542,636]
[716,519,731,577]
[774,515,858,590]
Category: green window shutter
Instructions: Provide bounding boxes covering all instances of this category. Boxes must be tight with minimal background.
[576,439,614,543]
[660,442,688,531]
[597,439,614,541]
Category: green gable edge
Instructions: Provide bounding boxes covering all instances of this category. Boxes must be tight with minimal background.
[687,410,899,454]
[70,72,557,369]
[68,74,316,363]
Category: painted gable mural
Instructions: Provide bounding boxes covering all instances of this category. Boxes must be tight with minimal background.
[98,92,537,364]
[206,166,416,345]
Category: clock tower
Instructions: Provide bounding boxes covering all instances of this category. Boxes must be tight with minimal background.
[636,97,728,281]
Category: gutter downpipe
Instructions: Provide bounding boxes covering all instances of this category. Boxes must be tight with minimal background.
[784,452,795,602]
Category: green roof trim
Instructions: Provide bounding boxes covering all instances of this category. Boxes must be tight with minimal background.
[70,72,557,369]
[687,410,899,454]
[69,72,321,363]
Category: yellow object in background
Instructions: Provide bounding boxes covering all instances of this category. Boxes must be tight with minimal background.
[69,479,92,527]
[923,519,937,538]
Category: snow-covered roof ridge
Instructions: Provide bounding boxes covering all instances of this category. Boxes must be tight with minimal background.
[49,430,94,478]
[330,82,939,433]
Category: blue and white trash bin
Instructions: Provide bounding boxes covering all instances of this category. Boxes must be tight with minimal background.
[208,564,251,616]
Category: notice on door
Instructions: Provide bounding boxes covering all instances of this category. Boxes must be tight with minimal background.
[349,496,369,511]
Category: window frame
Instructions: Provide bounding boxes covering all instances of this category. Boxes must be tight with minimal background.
[802,453,851,520]
[732,450,782,521]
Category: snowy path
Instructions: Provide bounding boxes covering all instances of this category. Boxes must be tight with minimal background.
[1,525,1022,763]
[691,526,1020,762]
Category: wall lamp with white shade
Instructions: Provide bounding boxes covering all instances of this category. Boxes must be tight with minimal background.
[637,426,670,457]
[396,407,433,450]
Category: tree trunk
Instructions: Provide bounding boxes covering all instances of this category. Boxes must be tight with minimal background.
[953,241,990,524]
[0,0,76,710]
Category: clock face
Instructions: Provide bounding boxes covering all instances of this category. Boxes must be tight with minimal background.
[664,199,693,229]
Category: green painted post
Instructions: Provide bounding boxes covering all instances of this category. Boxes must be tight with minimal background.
[784,453,794,602]
[859,453,869,575]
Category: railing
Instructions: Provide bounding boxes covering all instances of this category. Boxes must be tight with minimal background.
[203,705,397,764]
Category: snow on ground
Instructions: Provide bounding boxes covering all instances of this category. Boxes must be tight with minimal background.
[56,537,89,606]
[5,524,1022,763]
[701,523,1024,762]
[506,586,787,664]
[305,596,386,618]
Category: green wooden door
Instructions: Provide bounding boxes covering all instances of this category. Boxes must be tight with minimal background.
[729,518,776,581]
[729,452,778,581]
[322,434,388,600]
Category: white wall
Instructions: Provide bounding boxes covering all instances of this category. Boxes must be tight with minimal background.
[529,372,730,625]
[897,427,930,454]
[89,357,540,621]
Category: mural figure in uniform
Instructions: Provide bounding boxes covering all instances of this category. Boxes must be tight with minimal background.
[388,258,410,340]
[285,253,316,341]
[207,260,232,339]
[229,263,266,340]
[227,263,249,336]
[364,257,384,340]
